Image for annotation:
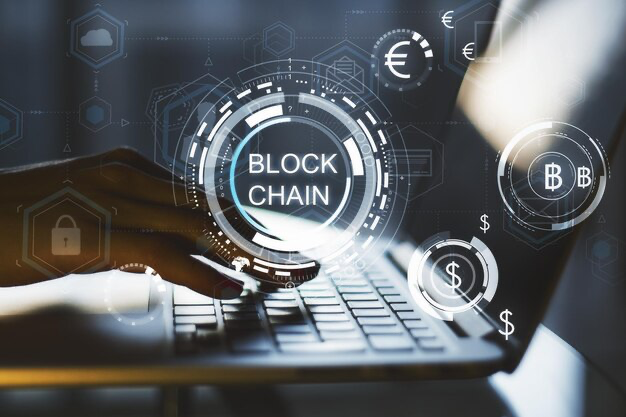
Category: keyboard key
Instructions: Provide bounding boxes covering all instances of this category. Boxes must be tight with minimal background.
[264,300,298,308]
[175,316,217,327]
[362,325,404,335]
[265,292,296,300]
[337,286,373,294]
[347,301,383,309]
[369,335,414,351]
[390,303,413,312]
[332,279,368,287]
[272,324,311,333]
[357,317,395,325]
[224,312,260,321]
[175,324,196,334]
[229,332,273,353]
[366,275,389,281]
[398,311,421,320]
[308,305,344,314]
[417,338,445,351]
[304,298,340,306]
[342,293,378,301]
[269,316,306,325]
[320,330,361,340]
[174,305,215,315]
[221,298,254,305]
[275,287,297,293]
[298,290,335,298]
[409,328,436,339]
[313,313,349,322]
[276,333,317,343]
[372,280,394,288]
[222,304,257,313]
[316,322,355,331]
[403,320,428,329]
[265,307,301,316]
[352,309,389,317]
[298,283,330,291]
[280,341,366,353]
[377,287,400,296]
[173,286,212,305]
[384,295,408,303]
[361,324,404,334]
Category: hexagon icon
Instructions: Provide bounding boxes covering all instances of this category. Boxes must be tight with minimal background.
[22,187,111,278]
[388,125,444,200]
[0,98,23,150]
[70,8,125,69]
[263,22,295,57]
[79,96,112,132]
[586,231,618,266]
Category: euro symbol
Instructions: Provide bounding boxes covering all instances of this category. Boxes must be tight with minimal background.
[384,41,411,79]
[462,42,475,61]
[441,11,454,29]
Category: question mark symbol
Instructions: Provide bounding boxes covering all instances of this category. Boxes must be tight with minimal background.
[288,105,293,112]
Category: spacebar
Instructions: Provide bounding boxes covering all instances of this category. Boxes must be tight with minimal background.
[280,341,366,353]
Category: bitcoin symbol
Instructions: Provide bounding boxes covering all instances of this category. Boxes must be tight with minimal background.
[480,214,490,234]
[544,162,563,191]
[384,41,411,79]
[445,261,461,290]
[499,309,515,341]
[577,166,592,188]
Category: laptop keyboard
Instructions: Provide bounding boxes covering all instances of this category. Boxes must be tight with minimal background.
[173,269,446,355]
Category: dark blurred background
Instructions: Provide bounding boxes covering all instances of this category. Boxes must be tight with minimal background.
[0,0,623,415]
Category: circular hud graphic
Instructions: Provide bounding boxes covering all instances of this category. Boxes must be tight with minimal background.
[177,60,410,287]
[497,121,609,232]
[408,233,499,321]
[372,29,434,91]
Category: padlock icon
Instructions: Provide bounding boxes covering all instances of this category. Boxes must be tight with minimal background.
[51,215,81,256]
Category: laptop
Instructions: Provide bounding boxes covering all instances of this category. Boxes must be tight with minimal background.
[0,0,618,387]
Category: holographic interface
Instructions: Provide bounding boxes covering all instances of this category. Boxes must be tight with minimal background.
[177,60,410,287]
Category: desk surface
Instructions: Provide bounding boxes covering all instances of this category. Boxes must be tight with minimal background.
[0,325,623,417]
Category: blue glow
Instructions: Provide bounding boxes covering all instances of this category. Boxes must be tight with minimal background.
[229,117,292,236]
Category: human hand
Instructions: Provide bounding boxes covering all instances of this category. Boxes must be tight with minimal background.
[0,148,279,299]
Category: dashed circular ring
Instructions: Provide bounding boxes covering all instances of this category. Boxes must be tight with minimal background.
[178,59,410,288]
[408,233,499,321]
[497,121,609,231]
[372,29,434,91]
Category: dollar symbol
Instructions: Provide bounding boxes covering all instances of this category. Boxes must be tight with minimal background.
[480,214,490,233]
[445,261,461,290]
[499,309,515,341]
[545,163,563,191]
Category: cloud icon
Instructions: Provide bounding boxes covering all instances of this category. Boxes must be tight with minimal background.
[80,29,113,47]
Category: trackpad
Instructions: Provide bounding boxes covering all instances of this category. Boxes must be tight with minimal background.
[0,271,171,365]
